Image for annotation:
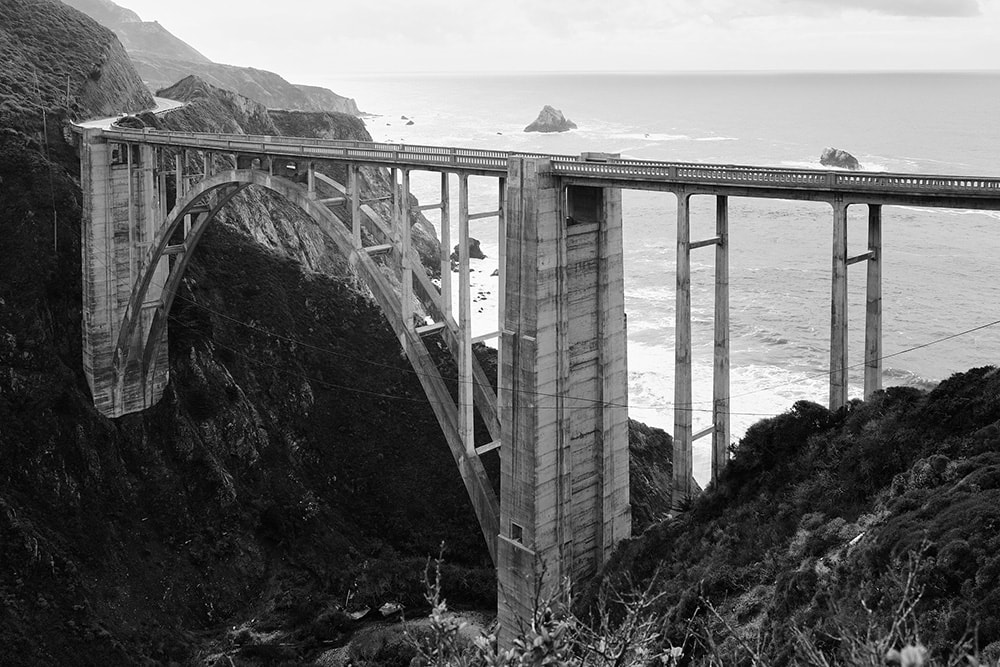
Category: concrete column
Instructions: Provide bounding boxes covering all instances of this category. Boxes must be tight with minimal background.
[349,165,361,248]
[458,174,474,455]
[496,176,507,408]
[156,149,167,227]
[401,169,413,330]
[830,200,849,410]
[440,172,452,321]
[865,204,882,398]
[498,157,629,647]
[673,192,693,508]
[307,161,316,200]
[712,195,730,483]
[174,153,185,200]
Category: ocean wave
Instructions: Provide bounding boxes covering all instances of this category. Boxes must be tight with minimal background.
[780,160,888,172]
[898,206,1000,221]
[883,367,939,390]
[611,132,738,143]
[612,132,691,142]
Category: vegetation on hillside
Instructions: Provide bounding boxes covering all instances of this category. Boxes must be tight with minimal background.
[591,370,1000,665]
[0,0,152,130]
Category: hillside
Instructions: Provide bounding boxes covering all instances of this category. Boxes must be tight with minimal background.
[593,370,1000,665]
[0,0,153,130]
[61,0,361,114]
[0,4,678,663]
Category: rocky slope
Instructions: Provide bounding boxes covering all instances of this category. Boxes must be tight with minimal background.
[61,0,212,63]
[594,371,1000,664]
[0,0,153,130]
[0,6,678,663]
[154,75,440,275]
[62,0,360,114]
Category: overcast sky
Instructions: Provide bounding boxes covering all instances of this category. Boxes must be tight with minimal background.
[119,0,999,78]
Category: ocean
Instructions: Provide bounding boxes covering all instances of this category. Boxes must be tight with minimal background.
[322,72,1000,484]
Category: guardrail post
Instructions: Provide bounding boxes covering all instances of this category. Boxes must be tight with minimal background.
[865,204,882,398]
[830,198,849,410]
[673,191,693,509]
[712,195,730,483]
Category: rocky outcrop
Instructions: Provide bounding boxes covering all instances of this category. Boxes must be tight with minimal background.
[269,109,368,141]
[157,75,279,134]
[524,105,577,133]
[451,238,487,263]
[63,0,211,64]
[60,0,142,26]
[294,84,361,116]
[628,419,699,532]
[0,0,153,129]
[155,77,440,275]
[820,147,861,170]
[65,0,361,115]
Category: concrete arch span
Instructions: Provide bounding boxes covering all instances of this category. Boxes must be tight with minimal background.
[114,168,501,562]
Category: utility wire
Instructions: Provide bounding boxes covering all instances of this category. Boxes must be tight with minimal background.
[686,317,1000,405]
[170,288,1000,415]
[56,149,1000,418]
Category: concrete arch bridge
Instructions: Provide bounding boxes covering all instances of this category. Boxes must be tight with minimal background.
[77,127,1000,640]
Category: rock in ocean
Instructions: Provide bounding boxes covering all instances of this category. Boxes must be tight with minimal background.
[820,147,861,170]
[524,105,577,133]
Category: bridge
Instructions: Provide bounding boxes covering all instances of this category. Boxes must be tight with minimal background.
[76,126,1000,642]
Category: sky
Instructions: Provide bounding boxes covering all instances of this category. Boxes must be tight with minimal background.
[119,0,1000,77]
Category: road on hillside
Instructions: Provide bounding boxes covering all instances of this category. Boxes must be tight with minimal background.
[75,96,185,130]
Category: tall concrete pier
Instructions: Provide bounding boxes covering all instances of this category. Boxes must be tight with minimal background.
[80,129,169,416]
[498,157,631,641]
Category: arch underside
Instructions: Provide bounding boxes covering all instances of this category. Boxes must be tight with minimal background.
[115,168,501,563]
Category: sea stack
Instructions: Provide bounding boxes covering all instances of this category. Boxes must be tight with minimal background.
[451,238,487,263]
[524,105,577,133]
[820,147,861,170]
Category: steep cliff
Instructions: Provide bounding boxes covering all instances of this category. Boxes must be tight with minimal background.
[294,84,361,116]
[63,0,361,115]
[0,0,153,129]
[154,76,441,275]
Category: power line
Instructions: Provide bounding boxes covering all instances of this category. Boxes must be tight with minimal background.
[53,148,999,420]
[692,317,1000,405]
[170,287,999,417]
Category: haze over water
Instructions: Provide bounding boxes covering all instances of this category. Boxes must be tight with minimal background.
[326,72,1000,484]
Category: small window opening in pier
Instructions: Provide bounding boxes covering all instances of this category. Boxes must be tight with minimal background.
[565,185,603,226]
[510,521,524,544]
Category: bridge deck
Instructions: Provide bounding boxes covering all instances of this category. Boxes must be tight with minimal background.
[96,127,1000,209]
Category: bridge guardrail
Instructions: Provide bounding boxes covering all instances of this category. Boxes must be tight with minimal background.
[97,128,1000,198]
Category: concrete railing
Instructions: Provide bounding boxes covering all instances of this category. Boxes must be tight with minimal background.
[98,128,1000,198]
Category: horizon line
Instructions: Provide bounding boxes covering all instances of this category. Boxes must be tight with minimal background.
[328,68,1000,77]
